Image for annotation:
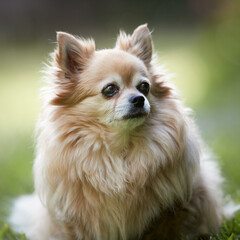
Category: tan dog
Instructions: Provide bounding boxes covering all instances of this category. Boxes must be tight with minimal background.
[10,24,223,240]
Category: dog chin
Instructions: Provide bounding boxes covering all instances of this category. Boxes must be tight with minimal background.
[122,118,146,130]
[114,113,148,130]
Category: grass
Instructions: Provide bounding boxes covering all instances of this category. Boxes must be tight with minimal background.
[0,212,240,240]
[215,213,240,240]
[0,223,27,240]
[0,28,240,239]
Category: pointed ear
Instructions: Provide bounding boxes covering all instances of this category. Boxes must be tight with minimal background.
[116,24,153,65]
[56,32,95,75]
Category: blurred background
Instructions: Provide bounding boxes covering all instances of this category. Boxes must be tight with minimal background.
[0,0,240,218]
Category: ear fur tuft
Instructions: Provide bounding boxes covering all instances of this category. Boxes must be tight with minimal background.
[56,32,95,75]
[116,24,153,66]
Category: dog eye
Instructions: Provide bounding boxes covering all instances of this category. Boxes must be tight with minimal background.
[137,82,149,95]
[102,84,120,98]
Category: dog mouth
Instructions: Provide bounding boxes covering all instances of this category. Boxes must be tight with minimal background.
[123,110,148,120]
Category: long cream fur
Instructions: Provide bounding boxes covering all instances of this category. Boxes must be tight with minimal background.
[10,24,224,240]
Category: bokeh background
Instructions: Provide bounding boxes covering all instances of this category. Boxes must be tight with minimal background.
[0,0,240,219]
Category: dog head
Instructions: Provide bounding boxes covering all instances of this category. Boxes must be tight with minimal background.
[50,25,168,130]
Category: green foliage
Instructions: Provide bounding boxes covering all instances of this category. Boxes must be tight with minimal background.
[211,211,240,240]
[1,212,240,239]
[0,223,27,240]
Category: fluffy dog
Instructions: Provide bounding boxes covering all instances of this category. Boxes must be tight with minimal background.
[10,24,224,240]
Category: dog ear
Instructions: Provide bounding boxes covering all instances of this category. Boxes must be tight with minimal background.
[50,33,95,106]
[116,24,153,65]
[56,32,95,75]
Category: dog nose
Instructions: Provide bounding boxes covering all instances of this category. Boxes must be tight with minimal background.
[129,95,145,108]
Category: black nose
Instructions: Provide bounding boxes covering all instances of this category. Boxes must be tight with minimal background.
[129,95,145,108]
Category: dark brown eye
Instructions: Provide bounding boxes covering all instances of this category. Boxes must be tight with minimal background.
[102,84,119,98]
[137,82,149,95]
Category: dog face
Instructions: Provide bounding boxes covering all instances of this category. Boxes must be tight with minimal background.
[84,49,151,128]
[51,25,154,129]
[100,70,151,121]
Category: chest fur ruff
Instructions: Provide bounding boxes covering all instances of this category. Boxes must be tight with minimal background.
[34,124,196,240]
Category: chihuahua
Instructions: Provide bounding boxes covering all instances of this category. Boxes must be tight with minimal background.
[10,24,223,240]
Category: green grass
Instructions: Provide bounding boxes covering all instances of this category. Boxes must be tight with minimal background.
[215,212,240,240]
[0,212,240,240]
[0,223,27,240]
[0,27,240,239]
